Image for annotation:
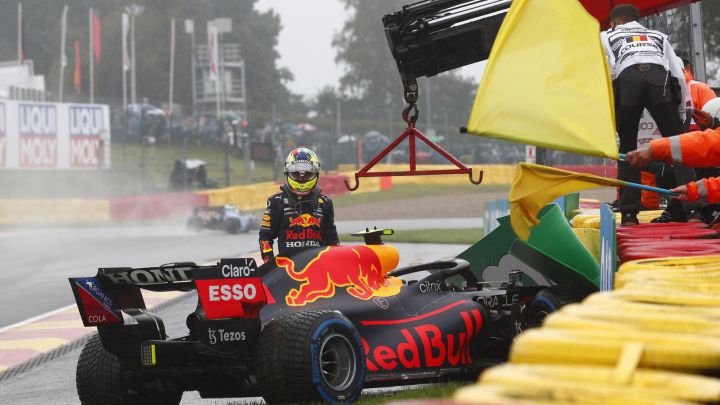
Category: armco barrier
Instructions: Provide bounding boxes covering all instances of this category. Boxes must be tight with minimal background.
[109,192,208,221]
[0,198,110,225]
[197,173,387,213]
[0,174,391,225]
[318,175,351,196]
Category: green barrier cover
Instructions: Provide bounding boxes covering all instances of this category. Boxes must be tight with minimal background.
[459,203,599,291]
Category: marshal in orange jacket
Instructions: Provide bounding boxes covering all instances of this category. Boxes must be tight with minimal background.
[650,128,720,202]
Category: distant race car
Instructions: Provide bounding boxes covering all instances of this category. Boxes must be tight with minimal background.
[68,229,579,405]
[186,204,257,234]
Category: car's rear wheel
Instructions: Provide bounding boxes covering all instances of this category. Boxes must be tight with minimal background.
[76,335,182,405]
[256,311,365,404]
[225,218,241,234]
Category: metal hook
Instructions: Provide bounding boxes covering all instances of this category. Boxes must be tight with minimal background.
[469,169,484,185]
[402,104,419,125]
[344,174,360,191]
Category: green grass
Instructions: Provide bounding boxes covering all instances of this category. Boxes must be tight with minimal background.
[0,143,276,198]
[340,228,483,244]
[332,184,508,208]
[356,382,465,405]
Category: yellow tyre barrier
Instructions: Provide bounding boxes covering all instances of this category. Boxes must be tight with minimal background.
[620,279,720,294]
[610,285,720,307]
[556,303,720,336]
[583,292,720,318]
[615,270,720,288]
[618,255,720,274]
[454,383,693,405]
[510,328,720,371]
[478,363,720,403]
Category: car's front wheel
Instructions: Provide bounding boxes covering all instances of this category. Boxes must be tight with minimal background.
[256,311,366,404]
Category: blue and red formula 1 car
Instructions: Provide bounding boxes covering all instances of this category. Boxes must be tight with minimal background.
[68,229,581,404]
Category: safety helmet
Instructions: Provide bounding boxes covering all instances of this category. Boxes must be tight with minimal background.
[284,147,320,195]
[702,97,720,121]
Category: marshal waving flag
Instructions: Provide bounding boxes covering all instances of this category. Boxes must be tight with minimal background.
[509,163,625,240]
[466,0,618,159]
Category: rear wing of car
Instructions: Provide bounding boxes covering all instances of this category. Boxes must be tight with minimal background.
[68,259,267,327]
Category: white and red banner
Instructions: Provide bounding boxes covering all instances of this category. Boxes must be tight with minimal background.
[0,100,110,170]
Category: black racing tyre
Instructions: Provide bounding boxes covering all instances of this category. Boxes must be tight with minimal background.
[76,335,182,405]
[225,219,241,234]
[527,286,578,328]
[256,311,366,404]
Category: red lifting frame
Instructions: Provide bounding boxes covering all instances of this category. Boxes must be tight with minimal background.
[344,123,483,191]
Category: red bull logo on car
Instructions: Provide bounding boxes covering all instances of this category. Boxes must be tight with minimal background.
[275,245,401,306]
[361,306,483,371]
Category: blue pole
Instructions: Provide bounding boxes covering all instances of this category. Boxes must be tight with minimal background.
[622,181,678,196]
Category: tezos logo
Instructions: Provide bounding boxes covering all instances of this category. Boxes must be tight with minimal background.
[207,328,246,345]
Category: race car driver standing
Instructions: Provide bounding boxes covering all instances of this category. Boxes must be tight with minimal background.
[259,147,339,263]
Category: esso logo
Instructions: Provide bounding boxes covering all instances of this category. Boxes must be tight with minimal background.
[208,283,257,302]
[221,264,253,278]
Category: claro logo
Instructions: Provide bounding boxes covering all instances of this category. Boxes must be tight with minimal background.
[221,264,254,278]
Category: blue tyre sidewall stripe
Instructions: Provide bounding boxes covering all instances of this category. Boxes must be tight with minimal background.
[311,317,365,403]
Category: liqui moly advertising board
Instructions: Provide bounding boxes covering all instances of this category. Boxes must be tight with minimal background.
[0,101,110,170]
[69,106,105,168]
[19,103,57,168]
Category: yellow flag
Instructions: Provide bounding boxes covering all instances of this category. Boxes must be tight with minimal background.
[510,163,624,240]
[466,0,617,159]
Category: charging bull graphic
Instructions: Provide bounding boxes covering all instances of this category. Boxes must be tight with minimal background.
[276,245,402,306]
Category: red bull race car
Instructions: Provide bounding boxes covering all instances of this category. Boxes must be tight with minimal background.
[68,229,575,405]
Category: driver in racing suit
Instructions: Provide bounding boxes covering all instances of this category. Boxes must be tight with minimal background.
[259,147,339,263]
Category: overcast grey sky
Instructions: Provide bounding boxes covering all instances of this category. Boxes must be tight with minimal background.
[255,0,485,99]
[255,0,348,98]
